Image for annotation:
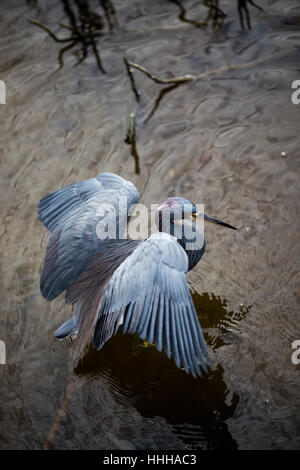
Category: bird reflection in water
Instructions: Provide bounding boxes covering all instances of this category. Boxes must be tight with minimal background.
[75,290,245,449]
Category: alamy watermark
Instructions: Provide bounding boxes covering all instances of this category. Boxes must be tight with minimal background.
[291,80,300,105]
[291,340,300,365]
[0,80,5,104]
[0,340,6,364]
[95,199,205,250]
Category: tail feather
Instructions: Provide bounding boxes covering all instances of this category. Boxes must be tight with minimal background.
[54,317,78,340]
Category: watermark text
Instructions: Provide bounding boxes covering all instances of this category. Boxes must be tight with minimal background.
[0,340,6,364]
[291,80,300,104]
[0,80,5,104]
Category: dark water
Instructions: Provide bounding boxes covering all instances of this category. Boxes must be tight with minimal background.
[0,0,300,450]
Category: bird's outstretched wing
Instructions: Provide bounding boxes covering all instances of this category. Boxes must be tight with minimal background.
[38,173,139,301]
[93,233,210,377]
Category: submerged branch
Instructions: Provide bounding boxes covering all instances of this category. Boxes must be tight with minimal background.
[125,53,281,87]
[125,112,140,175]
[57,40,77,71]
[27,18,74,42]
[170,0,209,28]
[144,83,179,123]
[237,0,265,30]
[124,59,195,85]
[27,17,106,73]
[27,18,104,42]
[88,25,106,73]
[124,50,283,122]
[124,57,140,103]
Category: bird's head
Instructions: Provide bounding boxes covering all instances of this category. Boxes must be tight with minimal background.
[156,197,236,247]
[156,197,196,231]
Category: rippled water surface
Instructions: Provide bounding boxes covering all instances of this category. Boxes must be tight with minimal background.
[0,0,300,450]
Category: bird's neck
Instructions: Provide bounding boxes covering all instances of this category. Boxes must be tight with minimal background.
[158,218,206,271]
[176,237,206,271]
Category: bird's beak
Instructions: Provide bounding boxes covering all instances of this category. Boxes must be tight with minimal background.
[196,212,237,230]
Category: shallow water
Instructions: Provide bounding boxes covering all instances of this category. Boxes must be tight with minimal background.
[0,0,300,450]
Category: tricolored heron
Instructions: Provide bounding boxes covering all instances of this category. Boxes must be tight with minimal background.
[38,173,236,377]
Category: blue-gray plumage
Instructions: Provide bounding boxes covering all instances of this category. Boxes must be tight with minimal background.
[39,173,139,301]
[38,172,236,377]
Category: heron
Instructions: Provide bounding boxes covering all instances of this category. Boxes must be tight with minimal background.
[38,172,236,378]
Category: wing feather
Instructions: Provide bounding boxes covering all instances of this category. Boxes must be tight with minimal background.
[38,173,138,232]
[92,232,210,377]
[163,299,171,359]
[38,173,139,301]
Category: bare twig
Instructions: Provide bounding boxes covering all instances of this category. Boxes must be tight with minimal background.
[248,0,264,12]
[27,18,104,41]
[28,17,106,73]
[27,18,74,42]
[58,21,78,33]
[125,53,282,87]
[237,0,264,30]
[57,40,77,71]
[124,58,195,85]
[88,25,106,73]
[124,51,283,122]
[124,57,140,103]
[144,83,179,123]
[125,112,140,175]
[74,44,88,67]
[170,0,208,28]
[100,0,119,31]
